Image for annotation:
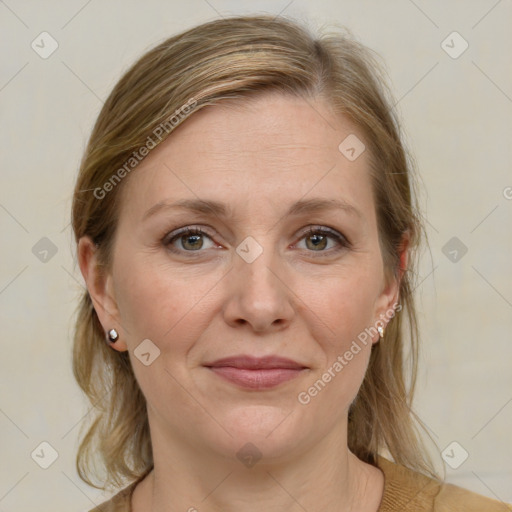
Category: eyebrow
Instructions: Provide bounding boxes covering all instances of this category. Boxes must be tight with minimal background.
[142,197,363,221]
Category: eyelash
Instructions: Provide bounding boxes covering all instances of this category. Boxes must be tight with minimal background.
[163,225,351,257]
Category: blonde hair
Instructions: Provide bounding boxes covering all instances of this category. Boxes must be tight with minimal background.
[71,14,437,491]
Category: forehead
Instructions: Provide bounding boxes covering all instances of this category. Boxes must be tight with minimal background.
[117,93,374,224]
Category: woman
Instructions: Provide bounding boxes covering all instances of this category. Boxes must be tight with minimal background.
[72,15,510,512]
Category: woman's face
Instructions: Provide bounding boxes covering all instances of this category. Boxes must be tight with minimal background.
[84,93,400,464]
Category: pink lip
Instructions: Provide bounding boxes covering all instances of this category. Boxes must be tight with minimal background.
[204,355,308,390]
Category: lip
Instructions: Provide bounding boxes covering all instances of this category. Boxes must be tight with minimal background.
[203,355,308,390]
[204,355,307,370]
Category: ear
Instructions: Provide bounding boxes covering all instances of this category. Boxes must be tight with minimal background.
[371,231,410,344]
[77,236,128,352]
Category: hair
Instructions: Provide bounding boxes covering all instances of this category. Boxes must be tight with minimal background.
[71,14,438,491]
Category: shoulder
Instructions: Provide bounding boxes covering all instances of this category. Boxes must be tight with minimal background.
[376,455,512,512]
[87,480,138,512]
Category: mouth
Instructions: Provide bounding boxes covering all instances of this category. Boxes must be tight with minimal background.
[203,355,309,390]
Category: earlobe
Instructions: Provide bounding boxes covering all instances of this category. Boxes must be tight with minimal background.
[372,276,400,345]
[105,328,128,352]
[77,236,128,352]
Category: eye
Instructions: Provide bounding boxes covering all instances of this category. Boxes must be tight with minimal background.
[295,227,350,255]
[163,225,350,256]
[164,227,216,253]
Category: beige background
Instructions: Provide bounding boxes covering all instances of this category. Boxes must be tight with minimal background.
[1,0,511,510]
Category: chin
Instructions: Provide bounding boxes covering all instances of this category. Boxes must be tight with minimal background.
[209,405,311,464]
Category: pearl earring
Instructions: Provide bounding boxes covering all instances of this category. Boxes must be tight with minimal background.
[107,328,119,343]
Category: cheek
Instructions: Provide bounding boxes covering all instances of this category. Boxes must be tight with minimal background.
[294,264,380,405]
[300,267,380,345]
[296,276,377,415]
[112,257,216,408]
[113,252,221,352]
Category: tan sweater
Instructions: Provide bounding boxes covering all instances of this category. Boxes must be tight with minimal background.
[89,456,512,511]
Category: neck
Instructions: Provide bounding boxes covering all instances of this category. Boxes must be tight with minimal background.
[132,415,384,512]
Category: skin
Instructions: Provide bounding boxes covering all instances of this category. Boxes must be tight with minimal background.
[79,92,407,512]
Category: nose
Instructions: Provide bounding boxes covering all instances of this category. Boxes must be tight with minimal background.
[222,241,295,333]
